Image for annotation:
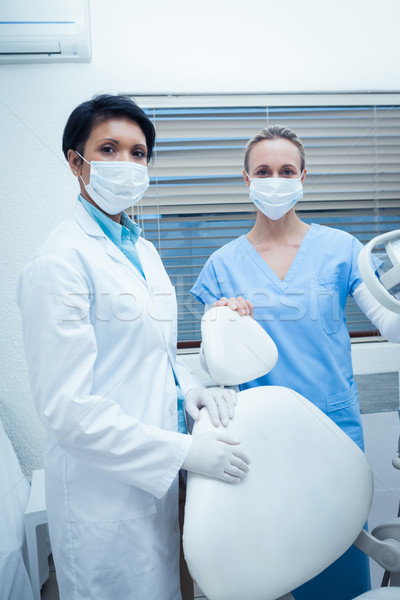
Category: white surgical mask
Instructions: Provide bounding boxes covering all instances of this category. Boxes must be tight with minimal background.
[77,152,150,215]
[247,175,304,221]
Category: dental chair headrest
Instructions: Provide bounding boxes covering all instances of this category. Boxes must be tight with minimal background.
[201,306,278,386]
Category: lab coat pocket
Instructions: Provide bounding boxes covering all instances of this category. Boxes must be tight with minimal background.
[316,274,340,335]
[69,519,164,599]
[67,462,157,523]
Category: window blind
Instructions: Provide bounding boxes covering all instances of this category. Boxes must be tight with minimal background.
[126,100,400,346]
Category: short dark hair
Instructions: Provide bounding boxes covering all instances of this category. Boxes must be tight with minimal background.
[62,94,156,163]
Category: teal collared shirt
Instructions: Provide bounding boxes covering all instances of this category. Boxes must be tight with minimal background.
[79,195,187,433]
[78,194,145,279]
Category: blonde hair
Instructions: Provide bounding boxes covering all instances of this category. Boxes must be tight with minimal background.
[244,125,306,174]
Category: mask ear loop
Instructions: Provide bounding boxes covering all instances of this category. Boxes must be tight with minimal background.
[75,151,90,165]
[75,151,90,186]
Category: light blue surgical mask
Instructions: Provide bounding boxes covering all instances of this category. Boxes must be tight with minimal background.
[77,152,150,215]
[247,174,304,221]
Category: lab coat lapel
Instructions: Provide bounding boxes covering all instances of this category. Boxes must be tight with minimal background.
[102,232,176,367]
[73,200,104,238]
[72,201,147,287]
[136,240,177,366]
[103,237,147,286]
[73,201,176,365]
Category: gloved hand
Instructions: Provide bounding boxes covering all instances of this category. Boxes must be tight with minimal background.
[212,295,254,317]
[182,431,250,483]
[185,386,237,427]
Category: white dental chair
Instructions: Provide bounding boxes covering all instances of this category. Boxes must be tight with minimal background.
[183,305,400,600]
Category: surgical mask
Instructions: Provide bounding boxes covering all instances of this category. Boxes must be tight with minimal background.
[77,152,150,215]
[247,175,304,221]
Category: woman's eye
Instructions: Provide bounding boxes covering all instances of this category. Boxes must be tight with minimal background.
[282,169,294,176]
[132,149,146,158]
[100,145,115,153]
[256,169,269,177]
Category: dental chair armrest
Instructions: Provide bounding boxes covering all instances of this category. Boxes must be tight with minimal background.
[354,526,400,572]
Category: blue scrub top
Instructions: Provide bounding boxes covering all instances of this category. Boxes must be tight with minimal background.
[191,224,365,449]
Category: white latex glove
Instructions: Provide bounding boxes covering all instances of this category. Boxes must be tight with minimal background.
[185,386,237,427]
[182,431,250,483]
[211,296,254,317]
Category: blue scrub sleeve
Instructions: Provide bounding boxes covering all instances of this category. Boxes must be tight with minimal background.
[348,236,364,296]
[190,258,223,306]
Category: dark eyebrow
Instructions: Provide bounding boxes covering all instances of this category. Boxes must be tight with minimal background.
[96,138,147,150]
[255,163,298,170]
[96,137,119,144]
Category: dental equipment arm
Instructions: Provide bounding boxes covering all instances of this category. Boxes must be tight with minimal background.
[358,229,400,314]
[353,282,400,343]
[393,413,400,470]
[354,524,400,586]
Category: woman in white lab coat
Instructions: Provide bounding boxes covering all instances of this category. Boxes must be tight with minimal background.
[17,95,250,600]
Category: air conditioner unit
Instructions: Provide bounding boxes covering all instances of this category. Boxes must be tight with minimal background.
[0,0,91,64]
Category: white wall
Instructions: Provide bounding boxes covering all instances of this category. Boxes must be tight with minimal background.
[1,0,400,474]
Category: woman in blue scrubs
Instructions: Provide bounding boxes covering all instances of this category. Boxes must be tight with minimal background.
[191,125,400,600]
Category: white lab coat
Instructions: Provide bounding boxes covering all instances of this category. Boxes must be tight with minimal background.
[17,201,200,600]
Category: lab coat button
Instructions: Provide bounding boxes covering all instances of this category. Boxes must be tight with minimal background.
[169,404,175,414]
